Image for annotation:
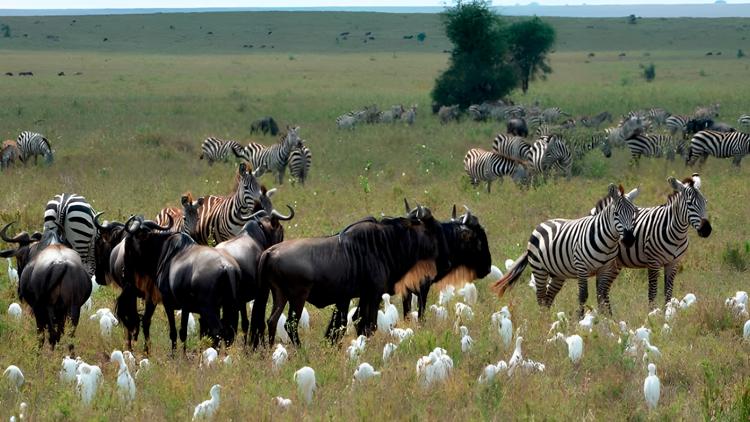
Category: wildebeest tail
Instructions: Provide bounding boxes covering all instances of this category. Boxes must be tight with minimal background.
[250,251,272,348]
[115,286,140,334]
[219,267,240,345]
[490,251,529,298]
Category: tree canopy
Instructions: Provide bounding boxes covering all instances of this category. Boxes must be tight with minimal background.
[507,17,557,94]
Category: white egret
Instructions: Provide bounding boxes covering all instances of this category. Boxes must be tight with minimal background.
[60,356,79,383]
[382,342,397,363]
[294,367,316,405]
[110,350,136,402]
[272,344,288,370]
[458,283,478,306]
[76,363,102,406]
[390,328,414,344]
[201,347,218,369]
[459,325,473,353]
[273,396,292,409]
[193,384,221,420]
[7,303,22,320]
[3,365,24,390]
[353,362,381,382]
[644,363,660,410]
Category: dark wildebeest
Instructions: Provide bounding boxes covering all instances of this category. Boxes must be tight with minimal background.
[507,118,529,137]
[122,199,241,352]
[216,200,293,344]
[4,72,12,76]
[250,116,279,136]
[19,72,33,76]
[250,206,450,348]
[0,223,91,348]
[399,203,492,320]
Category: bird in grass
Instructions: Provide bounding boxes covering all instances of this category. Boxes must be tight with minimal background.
[347,335,367,361]
[7,258,18,286]
[744,320,750,340]
[382,342,397,363]
[7,303,22,320]
[193,384,221,420]
[201,347,218,369]
[76,363,102,406]
[458,282,478,306]
[353,362,381,382]
[272,344,288,371]
[644,363,660,410]
[390,328,414,344]
[459,325,473,353]
[60,356,79,383]
[430,304,448,322]
[679,293,696,308]
[110,350,136,402]
[294,367,316,405]
[273,396,292,409]
[3,365,24,391]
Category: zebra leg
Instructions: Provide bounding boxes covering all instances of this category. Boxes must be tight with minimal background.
[544,277,566,308]
[663,262,679,305]
[733,155,743,166]
[533,271,549,306]
[577,276,589,319]
[596,264,620,316]
[486,180,492,194]
[647,267,660,310]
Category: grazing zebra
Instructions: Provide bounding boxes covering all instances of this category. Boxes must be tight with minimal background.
[463,148,529,192]
[335,112,361,130]
[686,130,750,166]
[625,133,676,164]
[530,135,573,179]
[288,144,312,186]
[737,114,750,128]
[647,108,671,125]
[665,115,690,138]
[438,105,460,124]
[571,134,611,159]
[378,105,405,123]
[43,193,97,276]
[1,140,20,170]
[246,126,303,184]
[17,131,53,165]
[579,111,612,128]
[199,137,249,165]
[468,104,486,121]
[592,175,711,312]
[403,105,417,126]
[534,124,560,138]
[492,184,638,317]
[492,134,531,161]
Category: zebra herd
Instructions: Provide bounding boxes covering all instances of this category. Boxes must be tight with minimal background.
[199,126,312,186]
[336,104,417,129]
[1,131,54,170]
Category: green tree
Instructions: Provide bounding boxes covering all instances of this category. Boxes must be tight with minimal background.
[507,17,556,94]
[431,1,517,109]
[1,24,10,38]
[642,63,656,82]
[416,32,426,42]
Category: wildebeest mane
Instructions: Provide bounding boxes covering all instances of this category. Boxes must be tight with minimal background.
[155,232,196,289]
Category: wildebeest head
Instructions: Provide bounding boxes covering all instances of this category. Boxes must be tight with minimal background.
[0,222,44,277]
[440,205,492,283]
[400,201,452,279]
[122,215,175,287]
[673,176,712,238]
[93,212,129,286]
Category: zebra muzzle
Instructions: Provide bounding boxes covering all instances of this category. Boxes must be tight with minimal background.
[697,219,712,238]
[621,230,636,247]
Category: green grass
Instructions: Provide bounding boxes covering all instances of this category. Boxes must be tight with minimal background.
[1,11,750,421]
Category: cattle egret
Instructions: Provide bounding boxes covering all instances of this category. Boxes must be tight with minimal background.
[18,402,27,420]
[644,363,660,410]
[504,259,514,271]
[662,323,672,335]
[735,291,749,306]
[110,350,136,401]
[458,283,478,306]
[135,359,150,379]
[177,311,197,336]
[498,314,513,349]
[89,308,115,321]
[489,265,503,281]
[222,355,232,366]
[99,313,118,338]
[276,314,291,344]
[578,310,596,333]
[565,335,584,364]
[294,367,316,405]
[438,285,455,306]
[416,347,453,387]
[635,326,651,343]
[642,339,661,363]
[410,294,419,315]
[521,359,546,373]
[201,347,218,369]
[383,294,399,323]
[7,258,18,285]
[648,308,662,319]
[7,303,21,320]
[507,337,524,377]
[347,335,367,361]
[299,307,310,332]
[459,326,473,353]
[382,343,397,363]
[60,356,79,383]
[122,351,136,371]
[90,275,99,293]
[353,362,381,382]
[346,306,358,334]
[390,328,414,344]
[272,344,288,370]
[3,365,24,390]
[479,364,498,384]
[454,302,474,321]
[273,396,292,409]
[193,384,221,420]
[680,293,697,308]
[76,363,102,405]
[430,304,448,321]
[744,320,750,340]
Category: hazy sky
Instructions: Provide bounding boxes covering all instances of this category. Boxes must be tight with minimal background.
[1,0,739,8]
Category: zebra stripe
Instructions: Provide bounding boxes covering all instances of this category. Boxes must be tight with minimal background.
[738,114,750,127]
[155,206,185,234]
[246,126,303,184]
[199,137,248,165]
[686,130,750,166]
[571,134,611,159]
[288,144,312,186]
[530,135,572,178]
[463,148,529,193]
[625,134,676,163]
[43,193,97,276]
[17,131,53,164]
[403,105,417,126]
[665,115,690,137]
[491,134,531,161]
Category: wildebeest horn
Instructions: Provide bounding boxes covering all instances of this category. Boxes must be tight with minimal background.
[403,198,411,214]
[451,205,457,221]
[271,205,295,221]
[462,205,472,225]
[0,222,29,244]
[142,214,173,231]
[266,188,277,197]
[124,215,140,234]
[248,210,268,220]
[93,212,109,231]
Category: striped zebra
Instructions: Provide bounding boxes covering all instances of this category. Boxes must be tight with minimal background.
[491,134,532,161]
[199,137,249,165]
[534,124,560,138]
[569,133,612,159]
[463,148,530,193]
[492,184,638,317]
[737,114,750,128]
[647,108,671,125]
[335,112,362,130]
[43,193,97,276]
[591,175,710,312]
[378,105,405,123]
[625,133,676,164]
[155,206,186,235]
[246,126,303,184]
[579,111,612,129]
[665,115,690,138]
[403,105,417,126]
[288,144,312,186]
[17,131,53,165]
[686,130,750,166]
[530,135,573,179]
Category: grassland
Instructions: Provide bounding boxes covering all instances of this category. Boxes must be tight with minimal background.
[1,11,750,421]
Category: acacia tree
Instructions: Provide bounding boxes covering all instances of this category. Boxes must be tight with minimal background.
[507,17,556,94]
[431,1,517,108]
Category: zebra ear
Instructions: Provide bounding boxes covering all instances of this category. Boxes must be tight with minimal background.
[625,187,640,201]
[607,183,618,198]
[239,162,247,174]
[668,177,684,192]
[197,197,205,207]
[181,195,190,207]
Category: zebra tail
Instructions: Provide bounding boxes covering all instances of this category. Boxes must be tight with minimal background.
[490,251,529,298]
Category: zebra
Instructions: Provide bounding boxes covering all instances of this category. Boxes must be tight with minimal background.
[155,206,185,234]
[492,183,638,317]
[591,175,710,313]
[665,115,690,138]
[625,133,676,164]
[199,137,249,165]
[378,105,405,123]
[534,124,560,138]
[737,114,750,128]
[647,108,671,126]
[43,193,98,276]
[336,112,360,130]
[530,135,573,180]
[463,148,530,193]
[491,134,532,161]
[468,104,486,121]
[245,126,303,184]
[579,111,612,129]
[17,131,53,165]
[288,144,312,186]
[403,105,417,126]
[438,105,460,124]
[686,130,750,166]
[570,133,611,159]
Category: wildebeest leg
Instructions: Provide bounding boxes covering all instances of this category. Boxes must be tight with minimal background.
[69,306,81,337]
[179,309,189,354]
[33,306,48,347]
[334,302,349,341]
[221,304,238,347]
[205,311,222,350]
[417,278,432,320]
[266,288,287,346]
[142,301,156,354]
[165,305,178,355]
[286,298,305,346]
[239,304,249,346]
[357,295,378,336]
[401,292,412,319]
[324,309,339,341]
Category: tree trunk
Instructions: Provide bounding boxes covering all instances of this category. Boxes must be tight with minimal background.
[522,77,529,94]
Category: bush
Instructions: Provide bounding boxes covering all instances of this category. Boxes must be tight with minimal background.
[417,32,426,42]
[1,24,10,38]
[642,63,656,82]
[722,241,750,271]
[738,49,745,58]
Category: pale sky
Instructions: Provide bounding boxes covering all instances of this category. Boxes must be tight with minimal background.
[0,0,741,9]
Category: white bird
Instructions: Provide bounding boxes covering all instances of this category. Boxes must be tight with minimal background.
[744,320,750,340]
[276,314,291,344]
[410,294,419,315]
[99,313,118,338]
[680,293,697,309]
[294,367,316,405]
[201,347,218,369]
[272,344,288,370]
[89,307,115,321]
[644,363,660,410]
[479,364,499,384]
[498,314,513,349]
[507,337,524,377]
[390,328,414,344]
[60,356,79,383]
[416,347,453,387]
[353,362,381,382]
[76,363,102,406]
[454,302,474,321]
[347,335,367,361]
[430,304,448,321]
[193,384,221,420]
[565,335,584,364]
[82,296,93,313]
[18,402,27,420]
[177,310,197,337]
[489,265,503,280]
[7,258,18,286]
[383,293,399,323]
[273,396,292,409]
[459,325,473,353]
[110,350,136,401]
[504,259,514,271]
[135,359,150,379]
[222,355,232,366]
[7,303,22,320]
[665,298,680,322]
[299,307,310,332]
[735,291,749,306]
[458,283,478,306]
[662,323,672,336]
[122,351,136,371]
[90,275,99,293]
[438,285,455,306]
[382,342,397,363]
[642,338,662,363]
[3,365,24,390]
[548,312,568,335]
[578,310,596,333]
[634,326,652,343]
[346,305,358,334]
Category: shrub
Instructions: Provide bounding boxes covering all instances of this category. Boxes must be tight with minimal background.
[642,63,656,82]
[721,241,750,271]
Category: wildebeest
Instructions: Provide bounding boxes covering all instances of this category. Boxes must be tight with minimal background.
[506,118,529,137]
[1,140,20,170]
[250,205,450,348]
[57,72,65,76]
[0,223,91,348]
[400,203,492,319]
[250,116,279,136]
[122,202,241,351]
[19,72,33,76]
[216,200,294,344]
[4,72,12,76]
